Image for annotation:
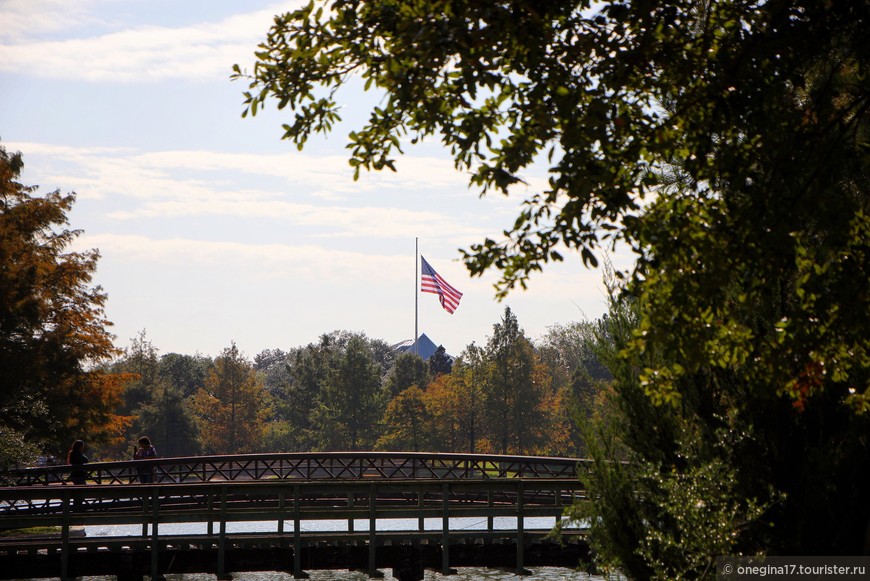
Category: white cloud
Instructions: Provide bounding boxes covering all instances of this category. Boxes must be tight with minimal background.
[0,0,102,42]
[12,141,500,241]
[0,1,301,82]
[13,142,467,199]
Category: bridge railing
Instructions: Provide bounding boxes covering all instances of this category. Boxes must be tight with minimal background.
[0,476,588,579]
[3,451,589,487]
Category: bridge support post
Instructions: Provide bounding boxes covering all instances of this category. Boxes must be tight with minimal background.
[368,483,383,578]
[60,491,70,581]
[516,481,530,576]
[293,484,308,579]
[218,484,230,581]
[117,552,141,581]
[150,487,167,581]
[417,489,424,532]
[440,483,456,576]
[486,489,494,543]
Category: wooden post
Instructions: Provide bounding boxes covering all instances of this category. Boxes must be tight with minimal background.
[348,491,355,533]
[441,482,450,575]
[368,483,378,578]
[278,490,285,541]
[486,488,494,543]
[293,484,304,579]
[60,490,70,581]
[207,490,214,537]
[151,486,160,580]
[516,480,528,575]
[141,487,149,538]
[218,484,228,580]
[417,489,425,532]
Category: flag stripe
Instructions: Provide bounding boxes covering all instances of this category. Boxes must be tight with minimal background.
[421,256,463,314]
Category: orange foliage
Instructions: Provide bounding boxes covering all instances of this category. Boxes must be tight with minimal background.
[54,371,135,457]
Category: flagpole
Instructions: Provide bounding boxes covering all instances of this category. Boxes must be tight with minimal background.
[414,237,419,356]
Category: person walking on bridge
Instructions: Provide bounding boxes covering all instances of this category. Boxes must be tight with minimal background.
[67,439,88,485]
[133,436,158,483]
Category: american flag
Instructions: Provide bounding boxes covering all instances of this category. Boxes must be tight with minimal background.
[421,256,463,314]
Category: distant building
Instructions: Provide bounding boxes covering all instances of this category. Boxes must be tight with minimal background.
[392,333,442,360]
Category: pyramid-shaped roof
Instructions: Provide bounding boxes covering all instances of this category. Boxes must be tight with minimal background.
[391,333,440,360]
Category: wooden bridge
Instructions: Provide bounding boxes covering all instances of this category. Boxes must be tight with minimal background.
[0,452,590,580]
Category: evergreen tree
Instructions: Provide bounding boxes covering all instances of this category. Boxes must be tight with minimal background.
[157,352,209,398]
[310,335,384,450]
[135,379,199,458]
[428,345,453,376]
[383,352,429,398]
[483,307,546,454]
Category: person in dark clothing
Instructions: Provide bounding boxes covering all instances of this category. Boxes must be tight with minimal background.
[67,439,88,485]
[133,436,158,483]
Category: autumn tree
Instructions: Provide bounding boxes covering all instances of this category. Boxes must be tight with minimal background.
[0,142,119,466]
[189,343,266,454]
[537,321,612,455]
[422,372,463,452]
[375,385,432,452]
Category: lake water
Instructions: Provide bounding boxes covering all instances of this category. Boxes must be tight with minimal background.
[76,518,621,581]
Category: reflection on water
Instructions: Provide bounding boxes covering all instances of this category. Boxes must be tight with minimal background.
[85,517,584,538]
[77,517,617,580]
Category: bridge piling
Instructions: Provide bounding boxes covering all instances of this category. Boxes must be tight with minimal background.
[150,488,161,580]
[293,484,305,579]
[368,483,383,578]
[60,492,70,581]
[516,480,530,576]
[392,545,424,581]
[218,484,229,580]
[116,552,138,581]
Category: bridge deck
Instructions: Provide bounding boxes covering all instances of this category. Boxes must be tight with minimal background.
[0,453,589,580]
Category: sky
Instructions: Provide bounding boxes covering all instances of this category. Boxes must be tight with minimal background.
[0,0,634,359]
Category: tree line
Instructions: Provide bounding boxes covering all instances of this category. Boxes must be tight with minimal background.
[96,307,610,462]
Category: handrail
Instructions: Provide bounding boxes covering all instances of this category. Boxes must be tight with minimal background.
[3,451,588,487]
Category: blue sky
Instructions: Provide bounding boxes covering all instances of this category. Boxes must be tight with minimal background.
[0,0,632,358]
